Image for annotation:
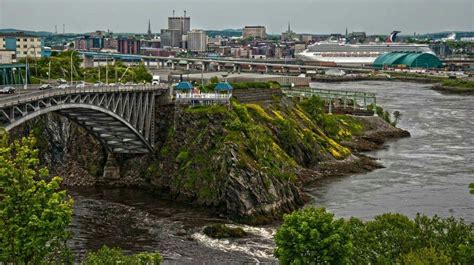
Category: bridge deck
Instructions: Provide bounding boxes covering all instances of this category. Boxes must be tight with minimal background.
[0,85,168,154]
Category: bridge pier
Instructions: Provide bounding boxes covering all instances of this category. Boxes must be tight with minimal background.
[102,153,121,181]
[83,55,94,68]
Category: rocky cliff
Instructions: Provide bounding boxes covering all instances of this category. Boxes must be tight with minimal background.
[9,96,409,223]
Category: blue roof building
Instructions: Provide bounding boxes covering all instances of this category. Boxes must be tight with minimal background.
[175,81,194,91]
[373,52,443,69]
[214,82,233,91]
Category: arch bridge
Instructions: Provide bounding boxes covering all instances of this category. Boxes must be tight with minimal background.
[0,85,168,154]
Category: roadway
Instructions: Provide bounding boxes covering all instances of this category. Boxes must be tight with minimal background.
[0,85,167,108]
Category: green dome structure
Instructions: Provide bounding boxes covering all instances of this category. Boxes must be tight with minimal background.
[373,52,443,69]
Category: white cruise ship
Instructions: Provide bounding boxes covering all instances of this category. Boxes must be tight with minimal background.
[297,31,434,66]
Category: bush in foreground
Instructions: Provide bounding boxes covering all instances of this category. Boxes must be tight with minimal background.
[83,246,163,265]
[0,133,74,263]
[275,207,473,264]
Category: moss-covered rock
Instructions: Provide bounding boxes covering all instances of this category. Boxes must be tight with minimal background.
[146,98,369,222]
[203,224,247,239]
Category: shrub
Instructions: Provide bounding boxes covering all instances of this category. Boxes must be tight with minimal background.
[83,246,163,265]
[274,208,352,265]
[275,207,474,264]
[0,133,74,263]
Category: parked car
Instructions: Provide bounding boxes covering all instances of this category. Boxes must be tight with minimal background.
[39,84,53,90]
[76,83,86,88]
[0,86,15,94]
[57,78,67,84]
[57,84,69,89]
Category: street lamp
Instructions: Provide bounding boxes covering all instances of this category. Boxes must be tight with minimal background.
[24,46,37,89]
[70,50,76,86]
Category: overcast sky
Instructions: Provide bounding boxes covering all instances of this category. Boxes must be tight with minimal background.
[0,0,472,34]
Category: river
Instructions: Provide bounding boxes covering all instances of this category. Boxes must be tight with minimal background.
[68,81,474,263]
[308,81,474,221]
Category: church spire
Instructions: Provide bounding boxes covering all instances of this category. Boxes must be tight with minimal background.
[288,21,291,33]
[147,19,152,36]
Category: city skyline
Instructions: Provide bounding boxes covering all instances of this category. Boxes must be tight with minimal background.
[0,0,472,35]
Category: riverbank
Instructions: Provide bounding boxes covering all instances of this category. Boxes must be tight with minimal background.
[431,79,474,94]
[311,73,444,84]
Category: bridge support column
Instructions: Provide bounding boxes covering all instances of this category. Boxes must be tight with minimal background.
[171,61,176,70]
[83,55,94,68]
[233,64,237,73]
[102,153,121,181]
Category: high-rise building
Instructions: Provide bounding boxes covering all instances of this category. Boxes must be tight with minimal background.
[160,29,182,48]
[243,26,266,39]
[162,11,191,48]
[0,32,43,58]
[187,30,207,52]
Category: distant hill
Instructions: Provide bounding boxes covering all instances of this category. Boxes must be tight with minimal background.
[0,28,53,37]
[206,29,242,38]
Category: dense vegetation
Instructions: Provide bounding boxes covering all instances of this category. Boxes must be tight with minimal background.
[22,51,152,84]
[150,95,362,222]
[0,133,73,263]
[275,207,474,264]
[0,133,162,263]
[83,246,162,265]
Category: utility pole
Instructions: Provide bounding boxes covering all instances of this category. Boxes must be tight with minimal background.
[105,55,108,85]
[70,50,75,86]
[48,61,51,83]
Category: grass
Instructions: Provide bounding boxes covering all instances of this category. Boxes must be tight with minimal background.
[441,79,474,89]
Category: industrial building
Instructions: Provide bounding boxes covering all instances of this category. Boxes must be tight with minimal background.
[117,36,141,54]
[372,52,443,69]
[243,26,266,39]
[161,11,191,48]
[0,32,43,58]
[160,29,182,48]
[187,30,208,52]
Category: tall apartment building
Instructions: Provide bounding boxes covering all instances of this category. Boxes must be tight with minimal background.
[187,30,207,52]
[243,26,266,39]
[0,33,43,58]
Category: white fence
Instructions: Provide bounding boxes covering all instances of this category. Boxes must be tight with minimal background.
[175,92,232,105]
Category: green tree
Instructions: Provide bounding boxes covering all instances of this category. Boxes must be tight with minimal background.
[352,213,418,263]
[0,132,74,263]
[83,246,163,265]
[399,247,451,265]
[274,207,352,265]
[393,110,402,126]
[275,208,473,264]
[300,95,326,124]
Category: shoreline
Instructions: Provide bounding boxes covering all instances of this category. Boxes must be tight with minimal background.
[431,84,474,95]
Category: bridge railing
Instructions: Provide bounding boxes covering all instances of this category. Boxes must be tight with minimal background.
[282,87,377,114]
[175,92,232,105]
[0,84,168,108]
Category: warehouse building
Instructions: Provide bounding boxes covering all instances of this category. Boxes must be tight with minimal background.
[373,52,443,69]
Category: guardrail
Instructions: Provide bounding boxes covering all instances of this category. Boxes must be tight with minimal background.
[0,84,168,108]
[175,92,232,105]
[282,87,377,114]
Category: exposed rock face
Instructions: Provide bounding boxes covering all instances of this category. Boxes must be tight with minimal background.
[8,96,409,223]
